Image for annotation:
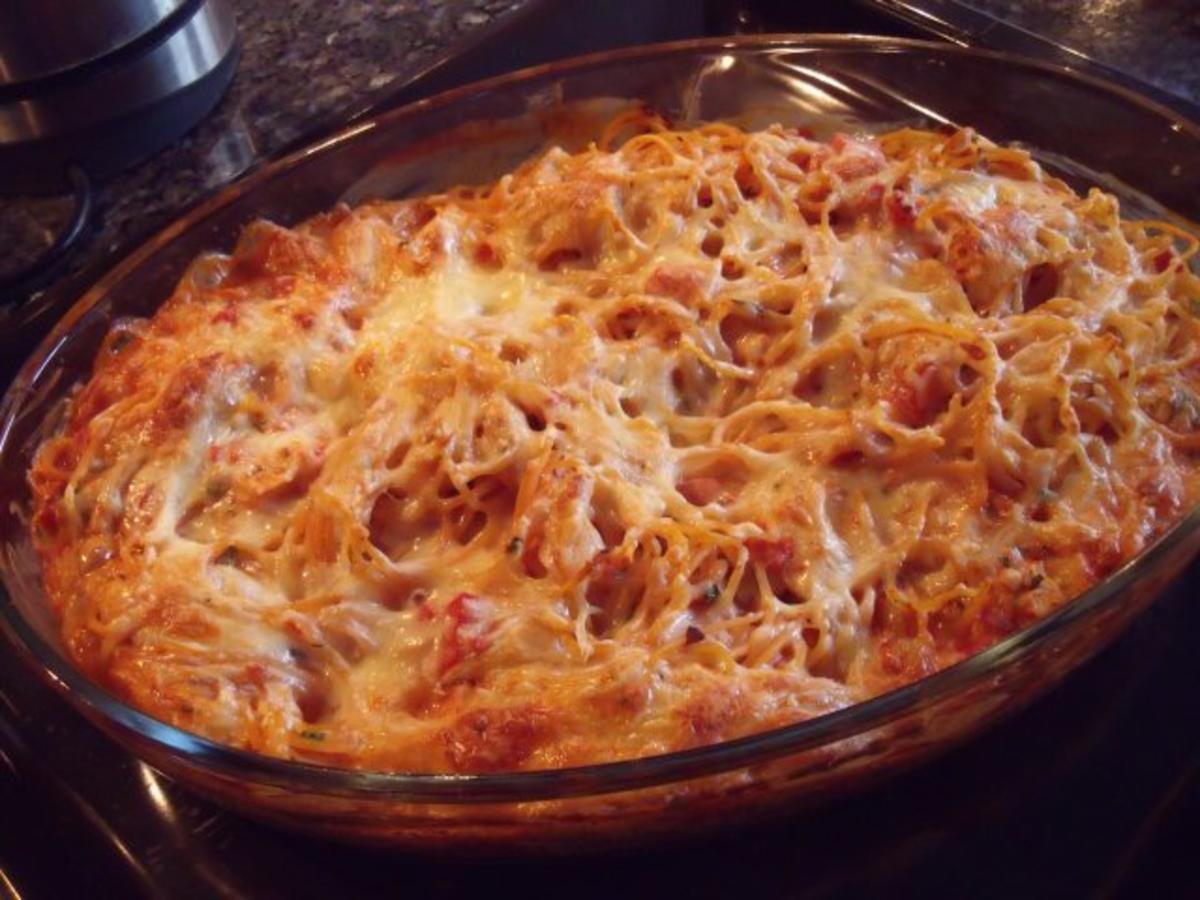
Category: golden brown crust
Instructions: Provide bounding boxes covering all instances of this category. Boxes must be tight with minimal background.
[30,116,1200,772]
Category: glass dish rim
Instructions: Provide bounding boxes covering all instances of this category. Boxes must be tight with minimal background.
[2,33,1198,805]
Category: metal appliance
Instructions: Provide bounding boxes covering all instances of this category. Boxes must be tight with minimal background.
[0,0,237,298]
[0,0,238,192]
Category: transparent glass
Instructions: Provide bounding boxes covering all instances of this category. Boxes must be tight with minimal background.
[1,36,1198,849]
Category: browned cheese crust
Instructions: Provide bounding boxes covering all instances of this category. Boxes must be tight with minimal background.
[30,115,1200,771]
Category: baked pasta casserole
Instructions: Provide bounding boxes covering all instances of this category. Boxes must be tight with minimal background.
[30,113,1200,772]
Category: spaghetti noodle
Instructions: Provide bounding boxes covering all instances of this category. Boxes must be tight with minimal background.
[29,115,1200,772]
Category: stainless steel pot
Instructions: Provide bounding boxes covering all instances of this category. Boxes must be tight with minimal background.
[0,0,238,193]
[1,0,194,84]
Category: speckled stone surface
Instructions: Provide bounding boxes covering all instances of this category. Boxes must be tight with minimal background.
[964,0,1200,106]
[3,0,1197,289]
[1,0,527,284]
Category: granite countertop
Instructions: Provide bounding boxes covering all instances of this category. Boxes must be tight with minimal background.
[2,0,1197,298]
[1,0,528,289]
[964,0,1200,107]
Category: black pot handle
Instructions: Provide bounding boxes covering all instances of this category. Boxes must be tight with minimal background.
[0,165,94,305]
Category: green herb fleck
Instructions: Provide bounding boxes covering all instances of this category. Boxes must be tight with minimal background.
[506,536,523,555]
[1036,487,1056,504]
[299,729,326,742]
[704,583,721,603]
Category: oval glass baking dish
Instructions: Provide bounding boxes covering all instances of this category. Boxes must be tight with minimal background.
[1,36,1199,850]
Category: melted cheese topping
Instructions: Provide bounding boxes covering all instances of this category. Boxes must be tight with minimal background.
[30,117,1200,772]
